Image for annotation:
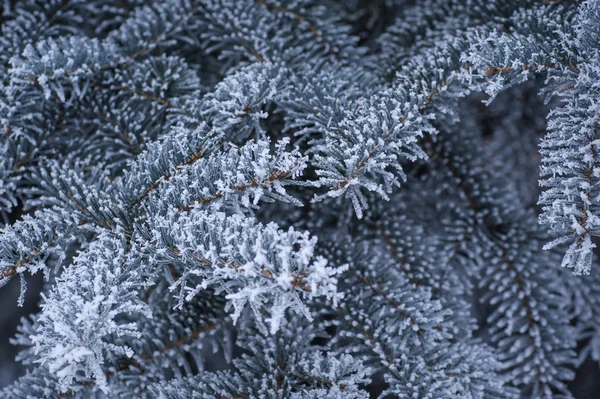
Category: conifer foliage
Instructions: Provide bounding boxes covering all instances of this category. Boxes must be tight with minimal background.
[0,0,599,398]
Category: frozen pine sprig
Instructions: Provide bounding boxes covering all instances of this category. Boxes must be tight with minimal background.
[312,87,431,219]
[201,61,287,141]
[0,366,61,399]
[148,138,307,215]
[193,0,362,68]
[31,232,152,393]
[0,0,75,70]
[117,121,218,210]
[538,0,600,275]
[108,0,196,59]
[73,54,203,174]
[28,158,129,234]
[459,3,572,102]
[454,0,600,275]
[0,147,19,216]
[280,64,380,141]
[150,316,370,399]
[320,238,510,398]
[138,210,343,334]
[9,36,120,102]
[170,61,288,142]
[108,54,202,103]
[539,97,600,276]
[575,0,600,54]
[0,207,81,290]
[116,61,291,212]
[152,352,371,399]
[288,352,371,399]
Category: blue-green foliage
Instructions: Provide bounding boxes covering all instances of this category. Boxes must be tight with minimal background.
[0,0,598,398]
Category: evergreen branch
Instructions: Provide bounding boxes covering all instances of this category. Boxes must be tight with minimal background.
[56,303,230,397]
[433,132,577,395]
[138,210,344,335]
[375,224,421,287]
[96,109,141,155]
[253,0,341,62]
[91,82,173,107]
[138,318,228,363]
[484,62,557,75]
[0,207,81,287]
[149,138,307,215]
[345,265,416,325]
[439,147,539,327]
[122,62,284,210]
[128,143,208,209]
[176,170,293,212]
